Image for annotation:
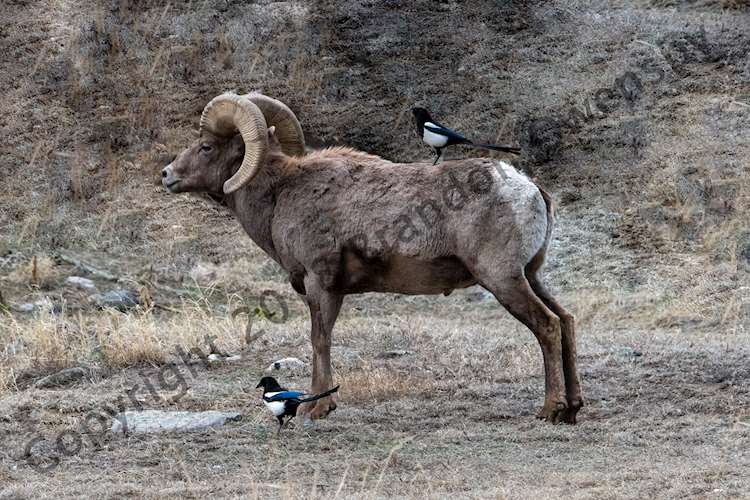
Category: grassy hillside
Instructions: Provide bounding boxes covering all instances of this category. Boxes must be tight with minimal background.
[2,0,748,322]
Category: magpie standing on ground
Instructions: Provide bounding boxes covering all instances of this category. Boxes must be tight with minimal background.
[256,376,340,434]
[411,107,521,165]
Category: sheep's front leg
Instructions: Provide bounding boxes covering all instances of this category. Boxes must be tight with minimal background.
[299,275,343,420]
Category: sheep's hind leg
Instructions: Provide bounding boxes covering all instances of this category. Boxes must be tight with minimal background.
[483,274,568,423]
[298,274,343,420]
[526,273,583,424]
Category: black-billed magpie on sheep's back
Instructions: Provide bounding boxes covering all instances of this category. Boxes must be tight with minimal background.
[412,107,521,164]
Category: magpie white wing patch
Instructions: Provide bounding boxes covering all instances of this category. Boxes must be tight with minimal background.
[263,400,286,416]
[422,122,449,147]
[263,391,287,416]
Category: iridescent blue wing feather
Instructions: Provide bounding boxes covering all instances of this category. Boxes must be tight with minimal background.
[265,391,304,402]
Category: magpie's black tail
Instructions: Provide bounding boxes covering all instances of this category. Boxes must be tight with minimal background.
[299,385,340,403]
[468,143,521,155]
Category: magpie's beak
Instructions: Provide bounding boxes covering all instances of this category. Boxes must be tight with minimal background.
[255,381,263,389]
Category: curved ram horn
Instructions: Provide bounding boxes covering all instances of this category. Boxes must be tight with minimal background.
[243,93,305,157]
[200,93,269,194]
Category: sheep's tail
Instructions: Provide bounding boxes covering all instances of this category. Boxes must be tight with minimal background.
[538,184,555,231]
[525,183,555,275]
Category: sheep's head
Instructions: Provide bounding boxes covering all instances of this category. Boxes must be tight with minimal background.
[162,92,304,195]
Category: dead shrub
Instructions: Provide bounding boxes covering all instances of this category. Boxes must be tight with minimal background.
[11,255,59,290]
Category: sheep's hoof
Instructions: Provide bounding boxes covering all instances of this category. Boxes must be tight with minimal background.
[536,400,568,424]
[560,398,584,424]
[299,395,337,420]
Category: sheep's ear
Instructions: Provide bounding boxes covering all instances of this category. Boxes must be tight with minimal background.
[267,125,276,136]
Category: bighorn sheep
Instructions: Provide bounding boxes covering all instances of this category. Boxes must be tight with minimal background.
[162,93,583,424]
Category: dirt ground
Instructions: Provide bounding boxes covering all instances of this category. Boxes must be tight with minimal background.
[1,299,749,498]
[1,0,750,498]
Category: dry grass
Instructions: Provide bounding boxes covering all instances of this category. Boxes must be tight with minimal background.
[0,362,15,395]
[337,366,430,403]
[1,297,749,498]
[0,298,258,395]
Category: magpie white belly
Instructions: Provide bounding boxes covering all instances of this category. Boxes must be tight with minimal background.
[264,400,286,416]
[422,127,448,147]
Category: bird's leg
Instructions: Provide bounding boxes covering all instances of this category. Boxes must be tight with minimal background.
[276,415,285,435]
[432,148,442,165]
[299,273,343,420]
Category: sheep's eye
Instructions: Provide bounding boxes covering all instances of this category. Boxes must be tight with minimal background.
[199,144,213,153]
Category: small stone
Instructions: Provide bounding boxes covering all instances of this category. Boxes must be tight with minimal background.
[92,288,139,311]
[266,357,306,372]
[189,264,217,286]
[11,299,61,314]
[13,303,36,313]
[110,410,242,434]
[34,367,88,388]
[207,353,241,363]
[465,288,495,302]
[66,276,97,291]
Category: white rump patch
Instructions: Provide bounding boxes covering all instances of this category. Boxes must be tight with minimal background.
[494,161,529,182]
[422,122,449,147]
[491,161,548,263]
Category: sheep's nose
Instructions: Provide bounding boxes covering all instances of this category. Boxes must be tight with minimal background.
[161,168,168,178]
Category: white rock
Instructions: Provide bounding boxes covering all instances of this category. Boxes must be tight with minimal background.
[189,263,217,286]
[111,410,242,434]
[266,357,306,372]
[12,303,36,313]
[465,287,495,302]
[66,276,97,291]
[207,353,242,363]
[92,288,139,311]
[12,298,58,314]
